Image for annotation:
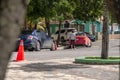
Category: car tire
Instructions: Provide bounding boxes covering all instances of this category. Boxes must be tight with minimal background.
[28,49,34,51]
[28,48,34,51]
[61,37,65,42]
[35,41,41,51]
[85,42,92,47]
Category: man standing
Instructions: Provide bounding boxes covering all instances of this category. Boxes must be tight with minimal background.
[64,21,70,28]
[69,30,76,49]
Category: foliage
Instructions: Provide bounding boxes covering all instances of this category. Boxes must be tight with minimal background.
[27,0,60,20]
[27,0,76,22]
[26,0,61,36]
[73,0,103,22]
[55,0,75,19]
[53,0,76,44]
[106,0,120,24]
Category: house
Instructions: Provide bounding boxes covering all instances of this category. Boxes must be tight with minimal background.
[50,20,102,38]
[50,20,119,40]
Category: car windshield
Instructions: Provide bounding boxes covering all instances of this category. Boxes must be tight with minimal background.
[55,30,65,34]
[76,32,84,36]
[68,29,73,32]
[67,29,77,32]
[55,31,59,34]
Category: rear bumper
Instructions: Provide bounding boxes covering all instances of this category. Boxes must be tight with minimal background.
[24,43,35,50]
[16,40,36,50]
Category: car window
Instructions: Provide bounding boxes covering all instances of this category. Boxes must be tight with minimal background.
[67,29,73,32]
[37,31,47,40]
[85,33,89,35]
[55,31,59,34]
[61,30,65,33]
[68,29,77,32]
[76,32,84,36]
[85,32,92,36]
[55,30,65,34]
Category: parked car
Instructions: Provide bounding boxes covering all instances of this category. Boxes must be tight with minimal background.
[114,30,120,34]
[51,28,77,42]
[69,32,92,47]
[84,32,96,42]
[16,30,56,51]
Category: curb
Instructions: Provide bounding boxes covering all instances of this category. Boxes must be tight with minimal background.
[57,46,64,50]
[75,56,120,64]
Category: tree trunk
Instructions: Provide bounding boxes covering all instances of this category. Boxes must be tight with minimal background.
[34,23,37,29]
[111,23,113,33]
[0,0,27,80]
[45,17,51,37]
[101,1,109,59]
[24,18,28,30]
[80,24,84,32]
[92,21,95,35]
[29,21,32,30]
[57,20,62,45]
[76,22,79,31]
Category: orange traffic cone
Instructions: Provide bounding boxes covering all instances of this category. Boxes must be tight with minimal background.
[16,40,25,61]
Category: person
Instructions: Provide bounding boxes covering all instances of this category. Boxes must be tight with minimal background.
[69,30,76,49]
[32,29,37,36]
[64,20,70,28]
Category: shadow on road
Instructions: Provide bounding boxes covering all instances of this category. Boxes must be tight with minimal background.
[8,62,90,72]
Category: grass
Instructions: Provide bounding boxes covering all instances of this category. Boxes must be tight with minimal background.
[85,57,120,59]
[75,56,120,64]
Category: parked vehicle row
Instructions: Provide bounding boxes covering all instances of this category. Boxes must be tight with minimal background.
[16,30,56,51]
[51,28,77,42]
[51,28,96,47]
[15,28,95,51]
[52,28,95,43]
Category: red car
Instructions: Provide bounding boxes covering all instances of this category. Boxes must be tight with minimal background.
[69,32,92,47]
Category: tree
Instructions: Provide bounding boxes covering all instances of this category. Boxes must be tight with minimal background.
[73,0,103,35]
[101,0,109,59]
[26,0,43,30]
[101,0,120,59]
[72,0,111,59]
[27,0,60,36]
[55,0,75,44]
[106,0,120,24]
[0,0,27,80]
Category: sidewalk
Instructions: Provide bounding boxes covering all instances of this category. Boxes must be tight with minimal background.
[5,58,119,80]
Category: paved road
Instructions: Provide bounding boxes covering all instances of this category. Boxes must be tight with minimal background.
[6,58,119,80]
[6,39,120,80]
[11,39,119,61]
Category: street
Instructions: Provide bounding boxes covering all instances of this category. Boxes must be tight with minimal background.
[5,39,120,80]
[11,39,119,61]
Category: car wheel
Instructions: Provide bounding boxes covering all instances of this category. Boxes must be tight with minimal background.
[85,42,92,47]
[28,48,34,51]
[35,41,41,51]
[61,37,65,42]
[50,42,55,51]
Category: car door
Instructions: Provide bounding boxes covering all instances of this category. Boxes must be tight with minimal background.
[38,31,52,48]
[43,35,53,48]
